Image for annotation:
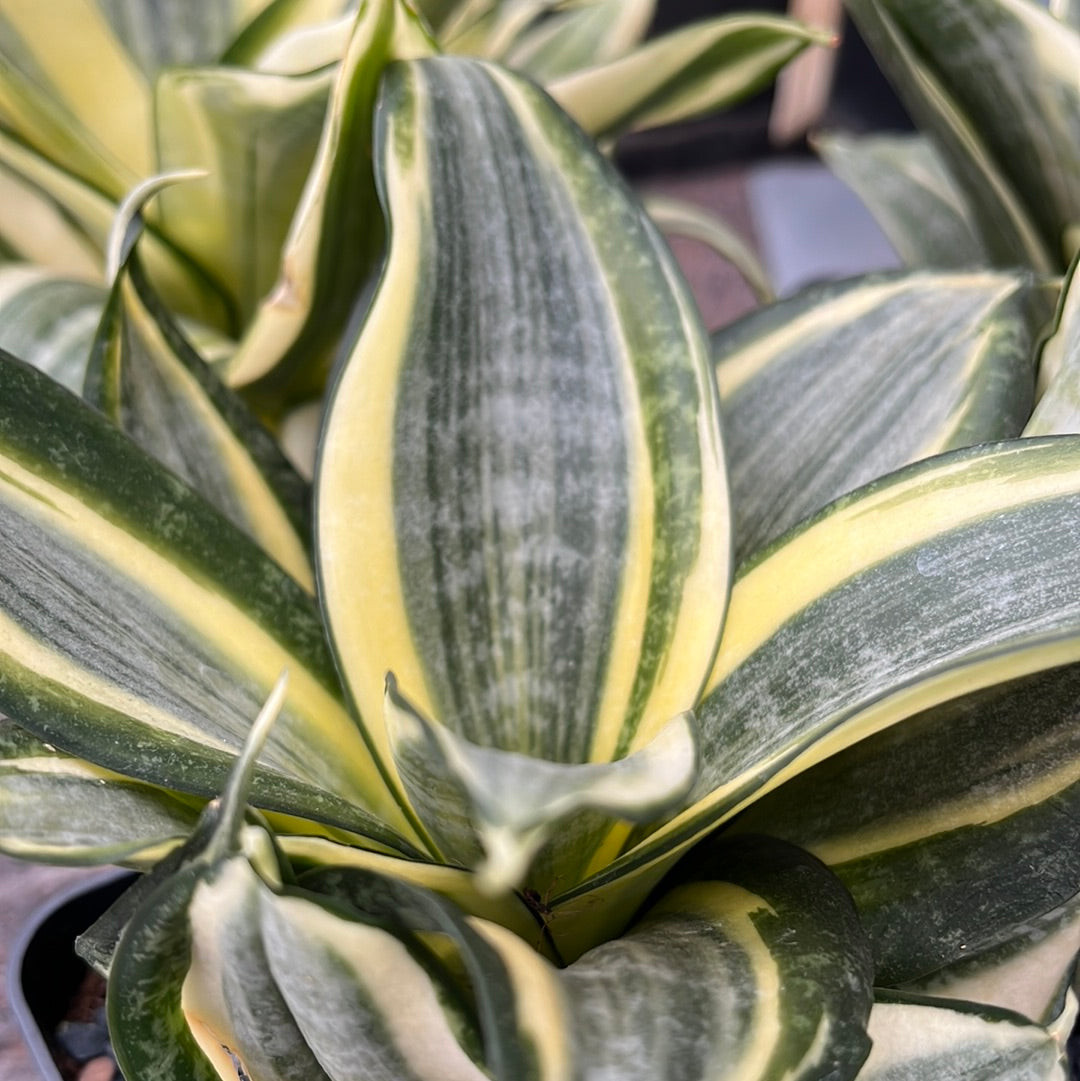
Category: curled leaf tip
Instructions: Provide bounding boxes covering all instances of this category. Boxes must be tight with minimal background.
[106,168,211,282]
[213,669,291,856]
[386,680,701,895]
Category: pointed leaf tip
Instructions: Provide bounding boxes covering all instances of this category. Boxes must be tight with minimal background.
[386,677,699,894]
[215,670,290,854]
[106,170,210,282]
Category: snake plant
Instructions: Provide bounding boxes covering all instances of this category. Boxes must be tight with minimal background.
[818,0,1080,277]
[0,0,821,415]
[1,2,1079,1080]
[814,0,1080,578]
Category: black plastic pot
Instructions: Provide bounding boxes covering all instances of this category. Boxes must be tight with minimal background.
[7,871,136,1081]
[8,870,1080,1080]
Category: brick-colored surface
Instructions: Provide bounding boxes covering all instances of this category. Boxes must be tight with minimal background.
[640,165,761,333]
[0,165,758,1079]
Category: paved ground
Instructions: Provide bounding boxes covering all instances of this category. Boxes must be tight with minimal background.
[0,166,759,1080]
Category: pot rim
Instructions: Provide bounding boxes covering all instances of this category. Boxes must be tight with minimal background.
[6,868,132,1081]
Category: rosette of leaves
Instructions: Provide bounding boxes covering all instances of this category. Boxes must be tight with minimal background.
[0,0,823,415]
[2,13,1080,1081]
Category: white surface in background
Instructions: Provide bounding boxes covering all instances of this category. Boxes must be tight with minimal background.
[748,159,901,296]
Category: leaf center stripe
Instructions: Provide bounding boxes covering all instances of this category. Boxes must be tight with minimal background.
[391,61,630,763]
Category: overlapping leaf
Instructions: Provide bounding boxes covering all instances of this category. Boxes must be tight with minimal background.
[0,127,231,328]
[713,269,1053,563]
[93,0,275,77]
[223,0,358,68]
[109,682,290,1081]
[277,834,539,939]
[899,891,1080,1026]
[694,439,1080,835]
[154,65,334,324]
[0,124,118,259]
[855,991,1076,1081]
[3,6,1076,1078]
[0,0,152,194]
[0,157,103,280]
[644,192,774,304]
[111,858,223,1081]
[0,0,276,197]
[729,662,1080,986]
[109,698,493,1081]
[386,677,698,894]
[0,349,412,845]
[815,131,988,269]
[316,56,729,881]
[548,13,828,140]
[842,0,1080,272]
[166,835,874,1081]
[497,0,655,81]
[85,201,314,589]
[187,857,491,1081]
[549,438,1080,959]
[219,0,435,404]
[0,265,105,392]
[1028,256,1080,435]
[0,719,196,866]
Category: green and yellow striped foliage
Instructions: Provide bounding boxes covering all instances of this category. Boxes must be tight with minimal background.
[0,0,822,415]
[828,0,1080,275]
[0,5,1079,1080]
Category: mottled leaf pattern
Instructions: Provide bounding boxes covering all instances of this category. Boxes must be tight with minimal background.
[86,222,314,589]
[843,0,1080,272]
[317,57,728,821]
[729,663,1080,986]
[0,5,1076,1079]
[552,438,1080,961]
[713,269,1052,563]
[0,350,413,845]
[898,891,1080,1026]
